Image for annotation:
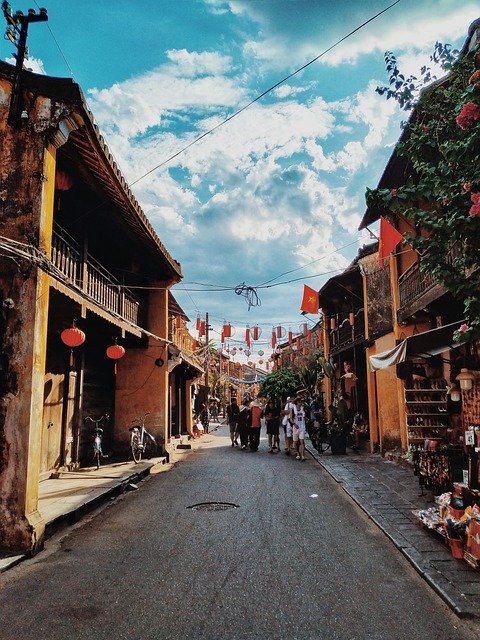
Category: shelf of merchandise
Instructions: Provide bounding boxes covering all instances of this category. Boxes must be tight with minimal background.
[405,385,448,450]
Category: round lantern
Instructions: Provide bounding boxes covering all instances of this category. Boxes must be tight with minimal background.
[55,170,73,192]
[258,359,263,365]
[239,346,243,351]
[258,350,264,356]
[60,325,86,366]
[245,349,251,357]
[106,342,125,375]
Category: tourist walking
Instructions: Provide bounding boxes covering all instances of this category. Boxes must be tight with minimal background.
[226,398,240,446]
[237,399,251,450]
[293,396,307,461]
[265,398,281,453]
[249,398,263,451]
[282,396,295,455]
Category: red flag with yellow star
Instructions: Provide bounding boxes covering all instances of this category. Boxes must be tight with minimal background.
[300,285,319,314]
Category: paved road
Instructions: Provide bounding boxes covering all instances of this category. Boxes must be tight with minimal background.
[0,426,477,640]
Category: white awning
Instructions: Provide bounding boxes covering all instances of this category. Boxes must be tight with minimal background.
[369,322,462,372]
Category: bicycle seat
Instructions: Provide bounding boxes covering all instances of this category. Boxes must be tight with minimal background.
[128,425,140,432]
[94,427,104,433]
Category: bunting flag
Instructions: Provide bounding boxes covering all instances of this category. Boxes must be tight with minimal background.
[378,216,403,266]
[300,284,319,314]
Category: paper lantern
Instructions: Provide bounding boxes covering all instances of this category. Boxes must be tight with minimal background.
[302,323,308,337]
[330,317,336,330]
[220,331,225,344]
[223,322,232,338]
[457,368,475,391]
[198,320,206,337]
[252,325,261,340]
[106,343,126,375]
[258,350,264,356]
[349,312,355,326]
[296,337,300,351]
[55,170,73,191]
[196,315,201,331]
[288,329,293,345]
[258,359,263,364]
[60,325,86,366]
[271,330,277,349]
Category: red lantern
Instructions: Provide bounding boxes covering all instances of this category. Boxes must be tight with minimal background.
[196,315,201,331]
[288,328,293,345]
[220,331,225,344]
[55,170,73,191]
[349,311,355,326]
[303,346,308,356]
[307,329,311,342]
[317,333,323,347]
[276,325,284,339]
[258,350,264,356]
[258,359,263,365]
[330,317,336,330]
[266,361,270,370]
[239,346,243,351]
[60,326,86,366]
[252,325,261,341]
[106,343,125,375]
[302,323,308,337]
[296,337,300,351]
[245,326,251,348]
[192,338,197,351]
[198,320,206,337]
[223,322,232,338]
[271,330,277,349]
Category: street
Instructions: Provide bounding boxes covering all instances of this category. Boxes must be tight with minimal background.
[0,425,477,640]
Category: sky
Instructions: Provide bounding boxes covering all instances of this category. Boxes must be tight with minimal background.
[2,0,478,362]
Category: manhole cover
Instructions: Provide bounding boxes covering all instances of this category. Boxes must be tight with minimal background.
[187,502,239,512]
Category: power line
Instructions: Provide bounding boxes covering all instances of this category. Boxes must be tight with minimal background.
[128,0,401,187]
[33,0,75,78]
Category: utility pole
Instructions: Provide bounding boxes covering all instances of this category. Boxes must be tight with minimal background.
[2,2,48,128]
[204,312,210,394]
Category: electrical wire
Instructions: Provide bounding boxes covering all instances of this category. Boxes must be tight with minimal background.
[128,0,401,187]
[33,1,76,79]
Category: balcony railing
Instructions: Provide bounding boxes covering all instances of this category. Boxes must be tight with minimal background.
[330,310,365,351]
[51,224,140,325]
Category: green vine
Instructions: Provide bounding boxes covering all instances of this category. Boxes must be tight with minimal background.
[368,42,480,341]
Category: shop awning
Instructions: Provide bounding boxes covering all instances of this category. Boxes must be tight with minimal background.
[369,322,462,371]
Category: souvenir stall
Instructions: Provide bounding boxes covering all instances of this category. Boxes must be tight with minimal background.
[414,347,480,567]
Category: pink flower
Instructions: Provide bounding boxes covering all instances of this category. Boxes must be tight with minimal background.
[463,182,473,192]
[456,102,480,129]
[442,198,449,206]
[390,188,398,197]
[469,203,480,217]
[471,192,480,205]
[459,324,469,333]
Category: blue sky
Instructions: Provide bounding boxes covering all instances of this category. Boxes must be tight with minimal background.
[4,0,478,361]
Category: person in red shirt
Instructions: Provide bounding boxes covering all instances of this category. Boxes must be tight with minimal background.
[249,398,264,451]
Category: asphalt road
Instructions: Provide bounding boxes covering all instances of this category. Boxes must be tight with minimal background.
[0,425,476,640]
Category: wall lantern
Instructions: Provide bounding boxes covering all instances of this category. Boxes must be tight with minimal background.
[456,368,475,391]
[60,324,86,366]
[106,341,126,375]
[330,317,336,330]
[349,312,355,326]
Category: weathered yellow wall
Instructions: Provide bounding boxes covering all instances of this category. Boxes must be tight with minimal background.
[114,284,169,452]
[373,333,402,452]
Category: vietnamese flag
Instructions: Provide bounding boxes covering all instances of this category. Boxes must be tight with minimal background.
[300,284,319,314]
[378,216,403,266]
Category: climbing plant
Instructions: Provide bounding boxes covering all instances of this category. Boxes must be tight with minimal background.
[366,41,480,342]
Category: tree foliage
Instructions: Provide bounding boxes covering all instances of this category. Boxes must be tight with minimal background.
[258,368,301,401]
[367,41,480,341]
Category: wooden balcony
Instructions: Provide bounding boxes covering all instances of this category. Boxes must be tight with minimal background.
[330,310,365,353]
[51,224,140,325]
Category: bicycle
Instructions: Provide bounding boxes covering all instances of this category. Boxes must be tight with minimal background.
[84,414,109,469]
[129,411,156,463]
[307,417,331,453]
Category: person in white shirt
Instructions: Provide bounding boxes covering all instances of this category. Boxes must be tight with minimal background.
[282,396,295,455]
[292,397,306,461]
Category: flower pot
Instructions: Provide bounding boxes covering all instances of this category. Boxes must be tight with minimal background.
[330,433,347,455]
[447,537,464,559]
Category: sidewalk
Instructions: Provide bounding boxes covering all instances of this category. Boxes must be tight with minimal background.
[0,456,167,573]
[306,440,480,618]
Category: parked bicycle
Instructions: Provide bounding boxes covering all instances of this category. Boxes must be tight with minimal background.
[129,411,156,462]
[307,417,331,453]
[84,414,109,469]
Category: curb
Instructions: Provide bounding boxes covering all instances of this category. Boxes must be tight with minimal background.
[306,443,479,619]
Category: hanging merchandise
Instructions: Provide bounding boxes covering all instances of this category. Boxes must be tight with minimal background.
[106,340,126,375]
[60,324,86,367]
[252,325,261,340]
[288,328,293,345]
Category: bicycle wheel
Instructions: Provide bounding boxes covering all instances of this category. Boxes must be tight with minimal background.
[131,432,143,463]
[95,449,101,469]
